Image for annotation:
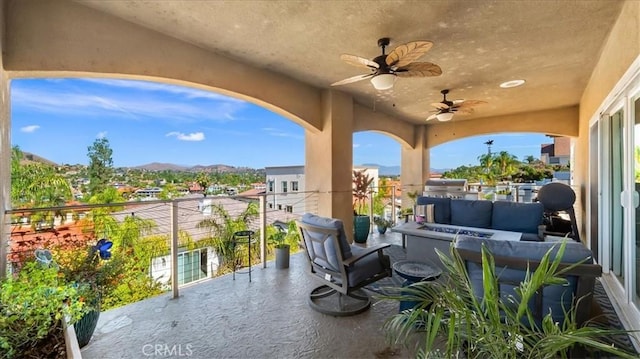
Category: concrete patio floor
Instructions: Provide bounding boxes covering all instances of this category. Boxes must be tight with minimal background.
[81,231,408,359]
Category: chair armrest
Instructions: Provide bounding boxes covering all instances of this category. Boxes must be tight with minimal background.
[343,244,390,266]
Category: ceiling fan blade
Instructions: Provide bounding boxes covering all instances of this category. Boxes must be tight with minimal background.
[431,102,449,110]
[330,73,375,86]
[386,41,433,68]
[339,54,379,69]
[394,62,442,77]
[426,113,437,121]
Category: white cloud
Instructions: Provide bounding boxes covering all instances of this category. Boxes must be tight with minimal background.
[11,81,247,123]
[166,131,205,141]
[20,125,40,133]
[97,131,108,139]
[353,143,361,148]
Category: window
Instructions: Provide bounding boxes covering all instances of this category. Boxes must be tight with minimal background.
[268,203,273,209]
[291,181,299,192]
[278,204,282,210]
[286,205,293,213]
[281,181,288,193]
[175,248,208,285]
[267,180,274,192]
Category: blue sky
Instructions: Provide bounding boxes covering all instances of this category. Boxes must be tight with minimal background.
[11,78,550,170]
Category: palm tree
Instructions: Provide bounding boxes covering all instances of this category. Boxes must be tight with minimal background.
[524,155,536,164]
[195,172,212,197]
[495,151,520,179]
[477,153,497,185]
[196,202,259,274]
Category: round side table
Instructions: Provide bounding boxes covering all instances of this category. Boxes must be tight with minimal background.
[392,260,442,312]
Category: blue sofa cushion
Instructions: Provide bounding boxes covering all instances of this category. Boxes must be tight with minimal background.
[301,213,352,271]
[450,199,493,229]
[416,197,451,224]
[455,237,594,326]
[491,201,544,234]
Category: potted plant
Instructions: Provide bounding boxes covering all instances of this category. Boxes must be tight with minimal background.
[353,169,374,243]
[374,216,394,234]
[269,230,290,269]
[53,238,124,348]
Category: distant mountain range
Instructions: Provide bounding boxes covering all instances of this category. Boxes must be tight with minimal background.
[20,152,58,166]
[132,162,257,173]
[22,153,448,175]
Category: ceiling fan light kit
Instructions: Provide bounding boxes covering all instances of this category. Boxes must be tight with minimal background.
[426,89,488,122]
[370,73,396,90]
[435,112,455,122]
[331,37,441,90]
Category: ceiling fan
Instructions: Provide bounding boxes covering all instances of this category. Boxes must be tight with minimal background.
[331,37,442,90]
[426,89,487,122]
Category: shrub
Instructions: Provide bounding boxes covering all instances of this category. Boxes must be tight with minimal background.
[0,262,85,358]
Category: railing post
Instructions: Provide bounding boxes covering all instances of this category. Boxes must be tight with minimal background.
[170,200,179,299]
[0,211,7,279]
[260,195,267,268]
[369,186,374,233]
[391,185,396,223]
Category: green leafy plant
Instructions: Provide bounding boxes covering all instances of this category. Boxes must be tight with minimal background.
[382,241,639,359]
[374,216,394,228]
[353,169,374,215]
[0,262,85,358]
[267,221,301,251]
[53,239,124,312]
[407,190,420,206]
[196,202,259,274]
[269,231,288,249]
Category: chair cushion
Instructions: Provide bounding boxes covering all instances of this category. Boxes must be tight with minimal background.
[455,237,594,325]
[347,247,390,286]
[416,197,451,224]
[301,213,352,271]
[491,201,544,234]
[450,199,493,229]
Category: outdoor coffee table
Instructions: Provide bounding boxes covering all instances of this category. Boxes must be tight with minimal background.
[392,260,442,312]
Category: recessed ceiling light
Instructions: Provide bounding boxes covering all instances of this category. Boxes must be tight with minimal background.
[499,79,526,88]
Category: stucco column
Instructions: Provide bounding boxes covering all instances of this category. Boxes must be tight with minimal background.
[0,0,10,278]
[401,125,429,210]
[305,90,354,240]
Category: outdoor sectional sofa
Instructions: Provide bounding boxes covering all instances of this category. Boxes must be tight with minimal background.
[392,196,588,268]
[415,196,545,241]
[394,196,603,328]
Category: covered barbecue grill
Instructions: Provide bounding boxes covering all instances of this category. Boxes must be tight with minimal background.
[423,179,468,198]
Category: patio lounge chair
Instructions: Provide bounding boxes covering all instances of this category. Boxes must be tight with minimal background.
[296,213,392,316]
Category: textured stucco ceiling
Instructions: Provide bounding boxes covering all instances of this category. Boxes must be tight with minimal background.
[77,0,624,125]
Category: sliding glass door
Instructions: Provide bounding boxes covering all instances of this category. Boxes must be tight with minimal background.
[610,111,625,283]
[634,97,640,307]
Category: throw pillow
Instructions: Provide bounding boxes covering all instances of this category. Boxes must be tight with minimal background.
[414,204,435,223]
[425,204,435,223]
